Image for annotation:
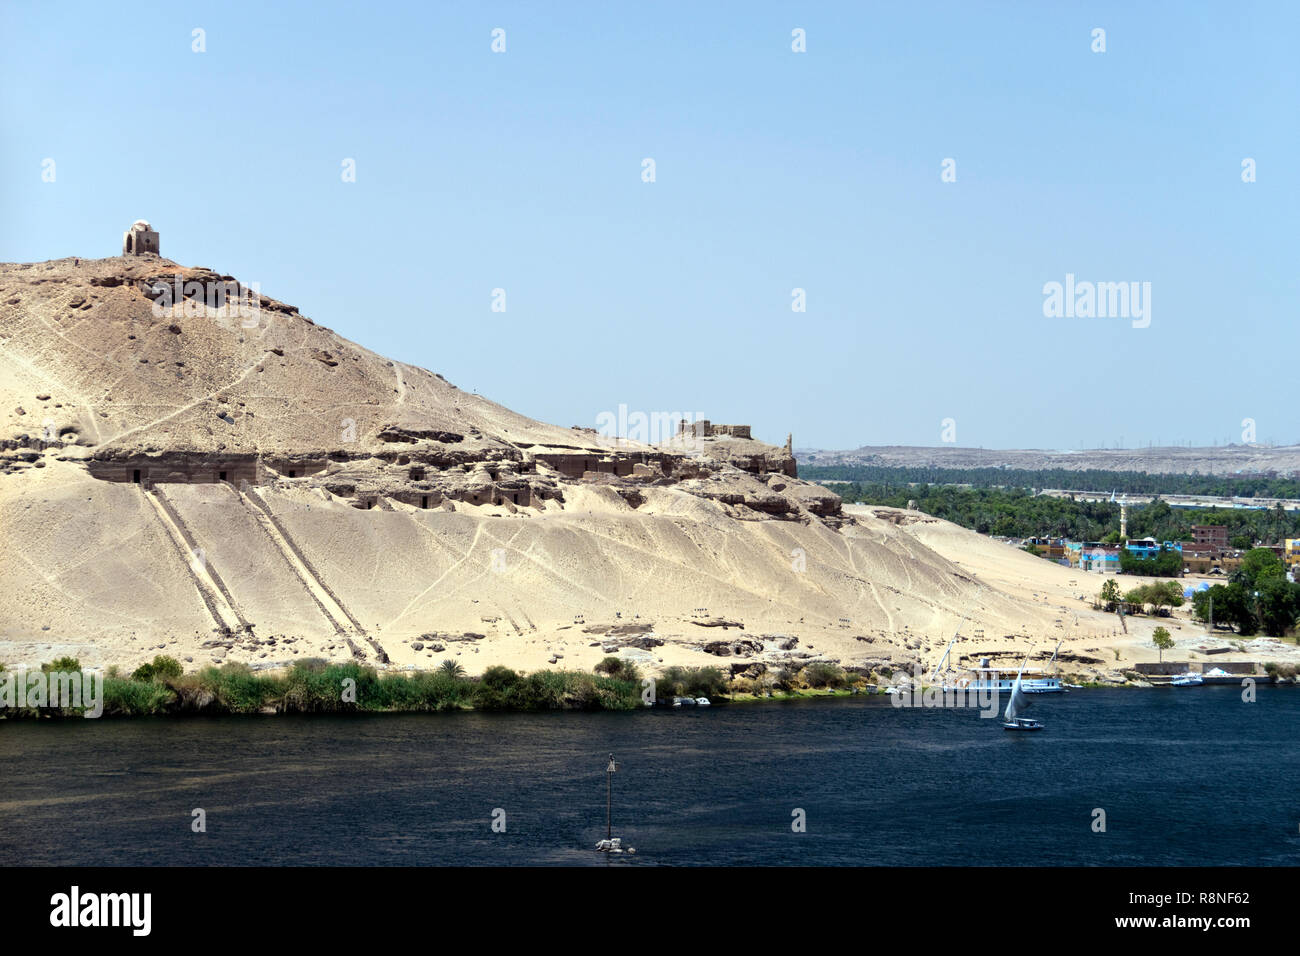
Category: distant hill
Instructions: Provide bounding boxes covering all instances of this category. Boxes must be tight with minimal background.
[796,444,1300,477]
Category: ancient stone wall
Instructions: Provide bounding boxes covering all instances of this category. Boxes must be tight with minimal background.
[675,419,752,439]
[88,453,261,485]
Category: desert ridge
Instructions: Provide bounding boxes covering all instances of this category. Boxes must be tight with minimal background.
[2,251,1288,683]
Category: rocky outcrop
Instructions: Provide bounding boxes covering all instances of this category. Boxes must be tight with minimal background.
[702,637,763,657]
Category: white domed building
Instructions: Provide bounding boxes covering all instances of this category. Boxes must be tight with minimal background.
[122,220,159,256]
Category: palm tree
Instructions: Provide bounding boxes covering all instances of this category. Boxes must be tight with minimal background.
[439,660,465,679]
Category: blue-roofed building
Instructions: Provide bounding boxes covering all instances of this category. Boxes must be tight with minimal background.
[1077,543,1121,573]
[1124,537,1182,559]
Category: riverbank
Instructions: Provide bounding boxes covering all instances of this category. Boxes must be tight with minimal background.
[5,654,1294,721]
[0,658,643,719]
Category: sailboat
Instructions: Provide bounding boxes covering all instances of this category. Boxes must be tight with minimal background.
[1002,657,1044,731]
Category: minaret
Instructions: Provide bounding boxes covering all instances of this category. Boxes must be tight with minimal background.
[1119,495,1128,540]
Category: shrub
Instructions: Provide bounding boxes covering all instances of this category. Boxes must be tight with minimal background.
[281,660,351,712]
[202,663,277,713]
[42,656,82,673]
[594,656,640,682]
[102,678,176,716]
[165,672,222,712]
[522,670,574,708]
[617,660,641,683]
[657,666,687,697]
[773,667,799,691]
[481,665,519,689]
[475,665,523,709]
[592,675,640,711]
[653,666,726,698]
[804,662,847,688]
[131,655,184,682]
[683,666,726,697]
[730,677,756,695]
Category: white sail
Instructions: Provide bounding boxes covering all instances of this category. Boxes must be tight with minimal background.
[1004,656,1030,722]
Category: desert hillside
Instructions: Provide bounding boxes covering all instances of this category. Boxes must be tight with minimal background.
[3,254,1288,682]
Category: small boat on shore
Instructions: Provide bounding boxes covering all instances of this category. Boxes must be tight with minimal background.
[1170,672,1204,687]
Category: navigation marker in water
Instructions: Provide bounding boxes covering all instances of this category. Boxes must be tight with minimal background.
[596,753,635,854]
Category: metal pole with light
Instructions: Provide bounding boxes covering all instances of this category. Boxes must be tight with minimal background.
[606,754,616,841]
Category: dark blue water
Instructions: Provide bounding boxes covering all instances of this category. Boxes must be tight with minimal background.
[2,687,1298,865]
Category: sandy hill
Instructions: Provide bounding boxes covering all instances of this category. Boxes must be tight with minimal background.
[4,253,1271,681]
[0,255,605,459]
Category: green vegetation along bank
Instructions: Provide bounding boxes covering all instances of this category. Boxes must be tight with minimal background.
[0,656,875,719]
[0,658,642,718]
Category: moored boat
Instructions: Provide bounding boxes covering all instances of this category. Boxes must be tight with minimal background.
[945,658,1064,694]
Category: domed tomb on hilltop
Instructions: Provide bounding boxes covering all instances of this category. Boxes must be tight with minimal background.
[122,220,159,256]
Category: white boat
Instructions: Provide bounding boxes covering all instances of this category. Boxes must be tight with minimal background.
[945,662,1063,694]
[943,642,1068,695]
[1170,672,1204,686]
[1002,658,1044,731]
[1004,716,1043,731]
[694,697,711,706]
[959,673,1063,694]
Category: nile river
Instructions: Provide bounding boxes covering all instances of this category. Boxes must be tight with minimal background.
[2,686,1297,865]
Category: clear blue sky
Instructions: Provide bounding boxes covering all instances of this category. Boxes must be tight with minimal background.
[3,1,1296,450]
